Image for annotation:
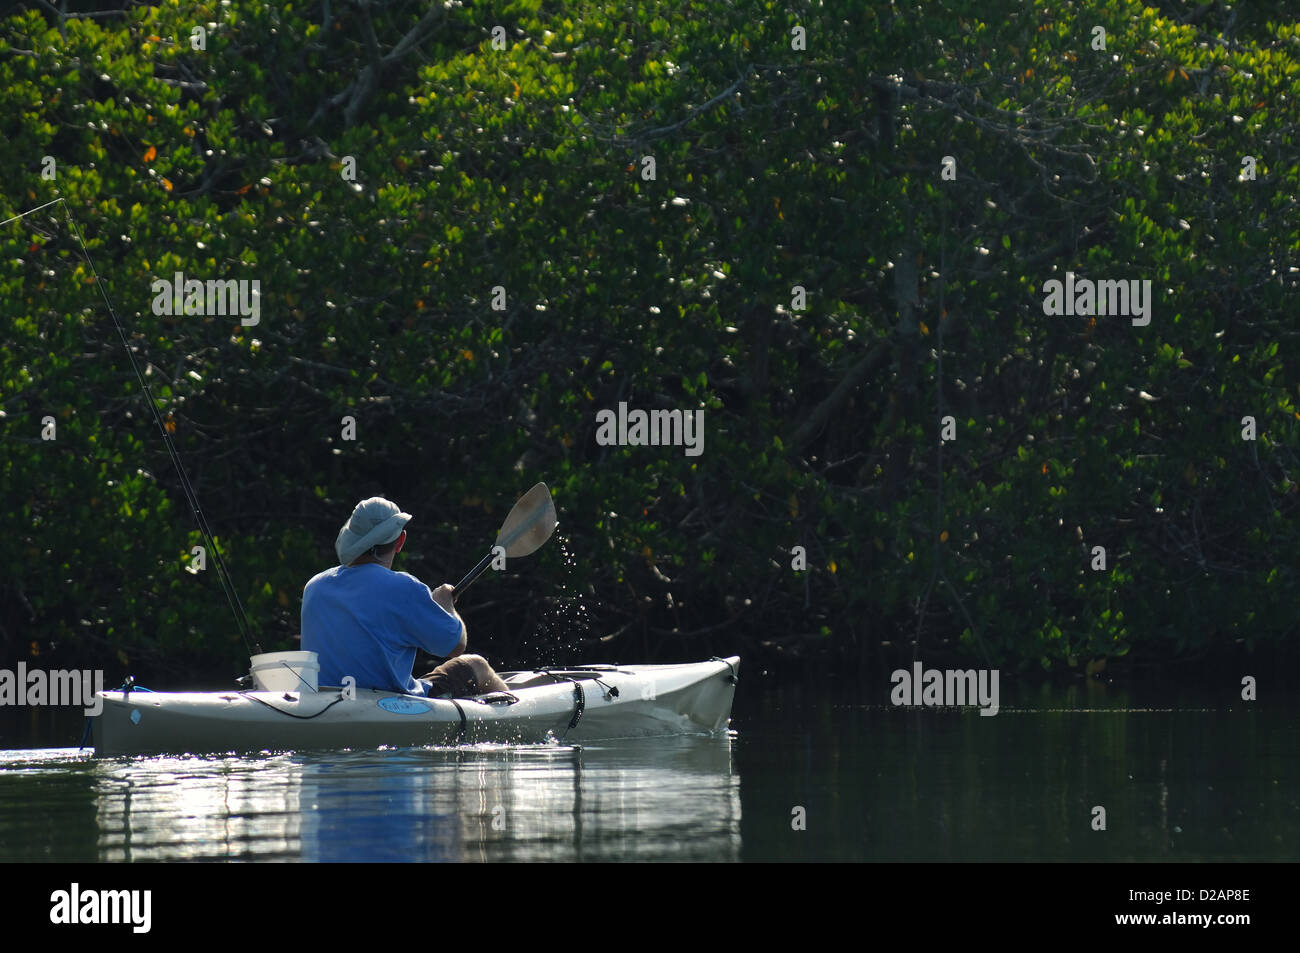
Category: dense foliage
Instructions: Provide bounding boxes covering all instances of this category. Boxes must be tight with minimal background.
[1,0,1296,682]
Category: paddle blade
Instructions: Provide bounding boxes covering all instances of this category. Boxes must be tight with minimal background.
[494,482,557,557]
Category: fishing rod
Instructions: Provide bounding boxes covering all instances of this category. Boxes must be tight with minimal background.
[4,196,262,656]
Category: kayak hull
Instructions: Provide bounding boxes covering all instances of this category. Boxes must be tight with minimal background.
[91,657,739,756]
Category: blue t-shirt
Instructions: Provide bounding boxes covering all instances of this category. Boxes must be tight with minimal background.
[300,563,463,695]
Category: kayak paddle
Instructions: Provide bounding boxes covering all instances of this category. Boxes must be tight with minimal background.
[453,482,557,601]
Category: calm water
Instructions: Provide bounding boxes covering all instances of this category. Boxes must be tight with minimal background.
[0,677,1295,861]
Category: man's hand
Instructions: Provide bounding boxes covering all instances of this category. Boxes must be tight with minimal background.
[431,583,456,613]
[431,583,468,656]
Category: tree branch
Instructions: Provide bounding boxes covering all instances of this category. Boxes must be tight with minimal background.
[309,3,447,128]
[789,337,891,451]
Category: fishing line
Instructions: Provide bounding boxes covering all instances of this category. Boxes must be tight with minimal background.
[5,196,261,656]
[0,197,66,226]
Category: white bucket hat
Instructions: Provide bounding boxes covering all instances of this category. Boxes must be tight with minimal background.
[335,497,412,566]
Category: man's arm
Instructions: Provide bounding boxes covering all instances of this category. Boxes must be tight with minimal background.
[430,583,467,657]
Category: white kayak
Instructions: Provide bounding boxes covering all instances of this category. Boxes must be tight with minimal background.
[91,657,740,756]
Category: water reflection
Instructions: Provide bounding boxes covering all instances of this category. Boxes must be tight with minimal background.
[57,735,738,861]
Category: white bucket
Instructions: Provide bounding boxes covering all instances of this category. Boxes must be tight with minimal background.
[250,650,320,693]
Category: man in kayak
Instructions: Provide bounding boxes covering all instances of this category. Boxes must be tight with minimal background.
[301,497,509,698]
